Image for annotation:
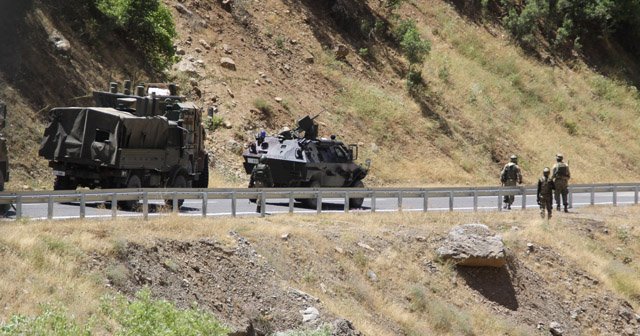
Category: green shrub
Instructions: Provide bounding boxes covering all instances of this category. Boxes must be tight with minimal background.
[205,115,225,132]
[95,0,177,71]
[103,288,229,335]
[254,98,274,115]
[358,48,370,57]
[393,19,431,65]
[0,305,91,336]
[275,35,286,49]
[563,120,578,135]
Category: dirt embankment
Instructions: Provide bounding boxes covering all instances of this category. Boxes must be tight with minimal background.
[88,212,640,335]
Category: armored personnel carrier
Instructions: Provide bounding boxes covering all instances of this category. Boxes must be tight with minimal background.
[39,81,209,209]
[242,115,369,208]
[0,101,9,215]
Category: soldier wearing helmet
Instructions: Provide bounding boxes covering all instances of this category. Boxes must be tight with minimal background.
[250,155,273,213]
[500,154,523,209]
[537,167,555,219]
[552,153,571,212]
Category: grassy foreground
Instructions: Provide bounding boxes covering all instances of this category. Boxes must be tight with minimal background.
[0,206,639,335]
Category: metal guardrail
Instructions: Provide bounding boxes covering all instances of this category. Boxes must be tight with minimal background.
[0,183,638,220]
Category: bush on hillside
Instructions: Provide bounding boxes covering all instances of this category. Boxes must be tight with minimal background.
[490,0,640,54]
[393,19,431,65]
[95,0,177,71]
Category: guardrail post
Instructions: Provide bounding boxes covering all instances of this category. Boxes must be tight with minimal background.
[171,192,178,213]
[613,186,618,206]
[112,193,118,219]
[423,191,428,212]
[590,187,595,205]
[568,188,573,208]
[344,191,349,213]
[47,196,54,220]
[80,193,86,219]
[142,192,149,221]
[398,191,403,212]
[521,187,526,210]
[473,190,478,212]
[15,195,22,219]
[260,190,266,217]
[449,191,454,212]
[635,186,639,205]
[316,190,322,214]
[288,191,294,213]
[202,192,208,218]
[232,191,238,217]
[497,188,502,212]
[371,192,377,213]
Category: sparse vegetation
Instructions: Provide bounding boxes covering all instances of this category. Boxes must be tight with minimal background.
[0,207,639,335]
[205,115,225,132]
[254,98,274,115]
[103,288,229,335]
[0,289,229,335]
[95,0,177,70]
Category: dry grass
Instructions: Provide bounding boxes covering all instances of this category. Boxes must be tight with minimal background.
[1,205,639,333]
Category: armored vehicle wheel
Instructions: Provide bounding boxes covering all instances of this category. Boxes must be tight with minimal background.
[304,180,322,209]
[349,180,365,209]
[165,174,186,209]
[0,171,8,216]
[194,155,209,188]
[248,178,257,203]
[53,176,75,190]
[119,174,141,211]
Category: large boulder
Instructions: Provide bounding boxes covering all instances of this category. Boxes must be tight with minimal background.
[436,224,506,267]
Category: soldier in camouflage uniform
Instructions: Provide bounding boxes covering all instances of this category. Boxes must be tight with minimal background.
[250,155,273,213]
[500,155,522,209]
[552,153,571,213]
[537,167,555,219]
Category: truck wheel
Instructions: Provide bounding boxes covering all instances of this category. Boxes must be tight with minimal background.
[119,174,141,211]
[165,174,186,209]
[349,180,365,209]
[53,176,74,190]
[0,171,8,216]
[304,180,322,209]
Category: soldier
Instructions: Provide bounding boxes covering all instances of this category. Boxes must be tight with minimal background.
[250,155,273,213]
[500,155,523,209]
[552,153,571,212]
[537,167,555,219]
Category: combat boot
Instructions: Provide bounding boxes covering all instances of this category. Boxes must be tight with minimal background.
[540,211,545,218]
[507,204,511,210]
[564,205,568,213]
[548,212,552,219]
[556,205,561,211]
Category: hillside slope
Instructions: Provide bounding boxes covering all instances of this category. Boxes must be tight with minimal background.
[2,0,640,189]
[1,208,639,334]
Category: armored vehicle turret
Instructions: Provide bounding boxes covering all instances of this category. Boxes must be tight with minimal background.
[0,101,9,215]
[242,114,369,208]
[39,82,209,209]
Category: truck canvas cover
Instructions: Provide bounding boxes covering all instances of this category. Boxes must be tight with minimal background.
[39,107,170,166]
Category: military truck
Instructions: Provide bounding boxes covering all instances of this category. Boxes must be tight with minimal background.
[242,115,369,208]
[0,101,9,215]
[39,81,209,209]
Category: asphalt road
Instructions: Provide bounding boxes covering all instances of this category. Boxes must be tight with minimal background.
[1,191,635,220]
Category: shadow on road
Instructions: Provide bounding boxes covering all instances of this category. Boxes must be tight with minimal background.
[265,201,370,211]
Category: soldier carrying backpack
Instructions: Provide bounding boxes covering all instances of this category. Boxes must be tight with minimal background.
[500,155,523,210]
[552,153,571,213]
